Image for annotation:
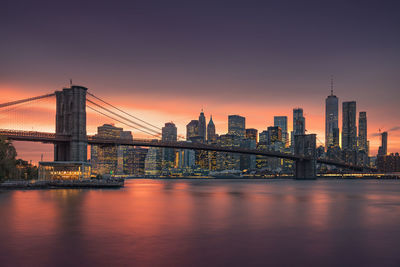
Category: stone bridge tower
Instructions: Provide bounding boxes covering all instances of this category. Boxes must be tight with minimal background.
[294,134,316,179]
[54,86,87,162]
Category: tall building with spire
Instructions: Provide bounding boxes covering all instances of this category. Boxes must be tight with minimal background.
[198,109,206,142]
[325,78,339,149]
[207,115,217,141]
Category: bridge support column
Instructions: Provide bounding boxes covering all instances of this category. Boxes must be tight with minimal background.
[54,85,87,162]
[294,134,316,179]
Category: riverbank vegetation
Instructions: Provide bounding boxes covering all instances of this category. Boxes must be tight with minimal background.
[0,138,38,181]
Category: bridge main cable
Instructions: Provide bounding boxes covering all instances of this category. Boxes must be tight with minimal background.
[0,93,56,109]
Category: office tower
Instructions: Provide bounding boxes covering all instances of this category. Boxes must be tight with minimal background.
[198,110,206,142]
[228,115,245,138]
[186,120,199,141]
[342,101,357,151]
[267,126,282,145]
[358,112,368,153]
[325,84,339,149]
[378,132,388,156]
[292,108,305,147]
[216,134,241,171]
[207,115,217,141]
[240,138,256,171]
[274,116,288,146]
[145,146,162,176]
[245,128,258,142]
[162,122,177,169]
[259,130,269,145]
[91,124,131,175]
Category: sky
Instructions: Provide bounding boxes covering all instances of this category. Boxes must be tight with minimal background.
[1,0,399,163]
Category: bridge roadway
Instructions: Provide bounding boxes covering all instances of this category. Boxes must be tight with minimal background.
[0,129,374,171]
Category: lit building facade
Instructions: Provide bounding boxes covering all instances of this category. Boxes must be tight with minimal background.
[245,128,258,142]
[342,101,357,151]
[325,91,339,149]
[228,115,245,138]
[162,122,177,170]
[274,116,288,146]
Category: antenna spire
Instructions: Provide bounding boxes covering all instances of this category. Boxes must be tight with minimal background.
[330,76,334,95]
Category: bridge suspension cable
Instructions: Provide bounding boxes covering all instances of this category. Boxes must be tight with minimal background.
[87,92,162,131]
[87,104,161,138]
[86,99,162,137]
[0,93,55,109]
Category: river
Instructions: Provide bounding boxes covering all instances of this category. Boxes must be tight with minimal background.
[1,179,400,266]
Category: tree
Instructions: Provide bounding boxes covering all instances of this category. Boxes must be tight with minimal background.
[0,138,17,181]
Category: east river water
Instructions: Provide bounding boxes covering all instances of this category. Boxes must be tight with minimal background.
[1,179,400,266]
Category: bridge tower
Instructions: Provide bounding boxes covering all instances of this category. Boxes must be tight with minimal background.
[294,134,316,179]
[54,86,87,162]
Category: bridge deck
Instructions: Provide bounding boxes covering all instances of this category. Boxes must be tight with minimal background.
[0,129,375,171]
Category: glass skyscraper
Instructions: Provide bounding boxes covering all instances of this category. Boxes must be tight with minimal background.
[325,90,339,149]
[342,101,357,151]
[228,115,245,138]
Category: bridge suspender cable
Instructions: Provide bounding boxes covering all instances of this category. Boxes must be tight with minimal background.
[0,93,56,109]
[87,92,162,131]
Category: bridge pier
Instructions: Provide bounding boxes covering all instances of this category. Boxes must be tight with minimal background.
[294,134,316,179]
[54,85,87,162]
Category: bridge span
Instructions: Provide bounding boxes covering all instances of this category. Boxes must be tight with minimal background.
[0,129,374,173]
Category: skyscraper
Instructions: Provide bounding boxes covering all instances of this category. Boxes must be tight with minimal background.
[325,84,339,149]
[162,122,177,169]
[186,120,199,141]
[358,111,368,154]
[267,126,282,145]
[293,108,305,135]
[378,132,388,156]
[198,110,206,142]
[274,116,288,146]
[228,115,245,137]
[342,101,357,151]
[207,115,217,141]
[245,128,258,142]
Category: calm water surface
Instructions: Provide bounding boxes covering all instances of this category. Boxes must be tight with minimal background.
[1,179,400,266]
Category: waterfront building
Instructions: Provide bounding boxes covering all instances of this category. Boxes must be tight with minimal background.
[246,128,258,142]
[240,138,256,171]
[91,124,131,175]
[357,111,369,165]
[377,153,400,173]
[325,87,339,150]
[216,134,241,171]
[342,101,357,151]
[274,116,288,146]
[144,146,162,176]
[207,115,217,141]
[228,115,245,138]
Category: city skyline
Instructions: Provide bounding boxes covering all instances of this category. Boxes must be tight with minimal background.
[1,1,400,162]
[2,86,399,163]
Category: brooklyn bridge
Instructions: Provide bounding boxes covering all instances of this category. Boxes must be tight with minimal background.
[0,85,376,179]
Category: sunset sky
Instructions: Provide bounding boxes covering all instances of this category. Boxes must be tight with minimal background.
[1,0,399,163]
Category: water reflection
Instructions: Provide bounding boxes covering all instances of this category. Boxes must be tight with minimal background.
[1,179,400,266]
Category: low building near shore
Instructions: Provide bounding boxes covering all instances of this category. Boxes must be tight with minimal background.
[39,161,91,180]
